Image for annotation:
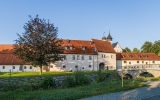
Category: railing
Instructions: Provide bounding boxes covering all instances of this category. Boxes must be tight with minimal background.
[117,64,160,70]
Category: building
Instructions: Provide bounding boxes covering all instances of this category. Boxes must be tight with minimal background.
[112,42,123,53]
[116,52,160,70]
[0,34,116,72]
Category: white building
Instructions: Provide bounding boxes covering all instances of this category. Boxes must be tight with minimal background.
[0,34,116,72]
[112,42,123,53]
[116,52,160,70]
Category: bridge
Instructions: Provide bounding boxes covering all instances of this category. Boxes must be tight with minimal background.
[117,64,160,79]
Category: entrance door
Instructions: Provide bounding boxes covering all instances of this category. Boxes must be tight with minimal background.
[99,63,105,70]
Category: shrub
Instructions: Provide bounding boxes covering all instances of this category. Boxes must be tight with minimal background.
[62,76,76,88]
[96,70,110,83]
[40,76,55,89]
[74,71,91,86]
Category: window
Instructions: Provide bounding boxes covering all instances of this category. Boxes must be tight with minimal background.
[137,61,139,63]
[129,62,131,64]
[50,66,53,68]
[89,56,92,60]
[75,65,78,68]
[81,55,84,60]
[111,55,113,58]
[82,67,84,69]
[3,66,5,69]
[64,46,67,50]
[13,66,15,69]
[63,65,66,68]
[82,46,85,50]
[64,56,67,60]
[77,55,80,60]
[30,66,32,69]
[70,46,73,50]
[124,61,126,63]
[24,66,26,69]
[142,61,144,63]
[72,55,75,60]
[152,61,155,63]
[93,48,96,52]
[146,62,148,65]
[89,65,91,68]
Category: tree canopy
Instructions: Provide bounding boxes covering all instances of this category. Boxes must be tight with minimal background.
[132,47,140,53]
[14,15,64,75]
[123,47,131,52]
[141,40,160,57]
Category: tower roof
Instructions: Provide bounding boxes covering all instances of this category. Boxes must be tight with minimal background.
[102,34,107,40]
[107,30,113,40]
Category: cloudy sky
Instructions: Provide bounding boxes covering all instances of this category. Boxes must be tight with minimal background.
[0,0,160,50]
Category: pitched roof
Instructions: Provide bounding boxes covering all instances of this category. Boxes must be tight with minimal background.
[92,39,116,53]
[112,42,118,48]
[61,39,98,55]
[116,52,160,60]
[0,44,26,65]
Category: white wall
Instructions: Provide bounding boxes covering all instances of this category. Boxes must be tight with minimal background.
[116,60,160,70]
[49,54,98,72]
[114,44,122,53]
[98,52,116,70]
[0,65,38,72]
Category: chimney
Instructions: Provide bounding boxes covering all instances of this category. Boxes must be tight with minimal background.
[66,39,70,44]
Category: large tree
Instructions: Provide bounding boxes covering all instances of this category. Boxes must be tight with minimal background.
[14,15,64,75]
[141,41,153,53]
[152,40,160,57]
[132,47,140,53]
[123,47,131,52]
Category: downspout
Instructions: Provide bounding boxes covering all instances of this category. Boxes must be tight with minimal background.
[97,54,98,70]
[93,55,94,71]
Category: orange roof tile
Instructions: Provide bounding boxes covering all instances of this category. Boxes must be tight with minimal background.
[116,52,160,60]
[92,39,116,53]
[61,40,98,54]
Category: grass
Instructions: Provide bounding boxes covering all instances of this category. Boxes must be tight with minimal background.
[0,70,114,78]
[0,79,147,100]
[1,70,159,100]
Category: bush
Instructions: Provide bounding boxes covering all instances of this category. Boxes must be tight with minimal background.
[74,71,91,86]
[96,70,110,83]
[40,76,55,89]
[62,76,76,88]
[62,71,91,88]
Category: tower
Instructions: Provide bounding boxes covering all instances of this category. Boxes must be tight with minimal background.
[107,30,113,44]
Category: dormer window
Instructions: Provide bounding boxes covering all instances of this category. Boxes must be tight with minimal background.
[70,46,73,50]
[129,55,132,58]
[64,46,67,50]
[138,56,141,58]
[82,46,85,50]
[93,48,96,52]
[123,55,125,58]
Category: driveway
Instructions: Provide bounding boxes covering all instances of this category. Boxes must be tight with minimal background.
[80,81,160,100]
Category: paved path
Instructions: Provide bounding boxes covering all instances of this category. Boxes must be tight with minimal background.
[80,81,160,100]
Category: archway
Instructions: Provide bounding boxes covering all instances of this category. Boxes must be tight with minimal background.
[99,63,105,70]
[139,72,154,77]
[124,74,132,79]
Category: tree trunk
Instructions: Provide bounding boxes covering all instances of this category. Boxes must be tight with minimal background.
[39,65,42,75]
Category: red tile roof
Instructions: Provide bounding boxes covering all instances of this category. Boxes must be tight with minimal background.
[61,40,98,54]
[92,39,116,53]
[0,44,25,65]
[116,52,160,60]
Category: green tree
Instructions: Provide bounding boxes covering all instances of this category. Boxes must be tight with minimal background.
[14,15,64,75]
[141,41,153,52]
[132,47,140,53]
[123,47,131,52]
[152,40,160,57]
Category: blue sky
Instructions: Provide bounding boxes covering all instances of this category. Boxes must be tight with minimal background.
[0,0,160,50]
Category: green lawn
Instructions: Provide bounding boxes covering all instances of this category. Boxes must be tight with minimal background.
[0,70,114,78]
